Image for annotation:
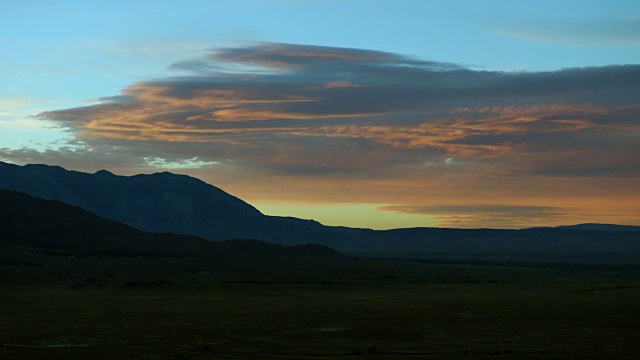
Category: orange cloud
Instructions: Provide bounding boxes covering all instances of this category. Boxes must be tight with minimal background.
[22,43,640,228]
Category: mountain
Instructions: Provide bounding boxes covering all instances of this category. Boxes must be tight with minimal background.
[0,189,357,284]
[1,188,221,256]
[0,161,334,245]
[0,161,269,240]
[1,161,639,265]
[556,223,640,232]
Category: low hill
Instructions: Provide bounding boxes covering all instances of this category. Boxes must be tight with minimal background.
[556,223,640,232]
[0,190,358,285]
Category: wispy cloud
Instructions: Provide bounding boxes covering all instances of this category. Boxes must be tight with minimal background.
[491,18,640,47]
[38,44,640,178]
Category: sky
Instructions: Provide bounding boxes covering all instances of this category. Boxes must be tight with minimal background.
[1,0,639,229]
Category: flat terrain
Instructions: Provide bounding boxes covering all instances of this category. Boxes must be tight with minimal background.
[2,262,639,359]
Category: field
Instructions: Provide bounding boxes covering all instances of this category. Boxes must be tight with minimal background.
[2,262,639,359]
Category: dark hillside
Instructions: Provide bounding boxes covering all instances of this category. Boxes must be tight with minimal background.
[0,161,267,240]
[0,190,359,285]
[0,189,214,256]
[557,223,640,232]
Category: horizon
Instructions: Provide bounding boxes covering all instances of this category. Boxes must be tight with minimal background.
[1,1,639,229]
[2,159,638,231]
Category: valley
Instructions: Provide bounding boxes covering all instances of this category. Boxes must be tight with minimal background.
[2,266,639,359]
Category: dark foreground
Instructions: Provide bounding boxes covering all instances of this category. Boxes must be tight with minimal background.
[2,262,639,359]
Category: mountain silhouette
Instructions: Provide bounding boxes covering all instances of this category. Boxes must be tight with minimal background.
[0,161,267,240]
[1,161,639,265]
[0,189,358,284]
[556,223,640,232]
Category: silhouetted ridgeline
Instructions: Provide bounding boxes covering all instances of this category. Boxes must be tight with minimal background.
[0,189,358,284]
[0,161,265,240]
[557,223,640,232]
[1,161,639,264]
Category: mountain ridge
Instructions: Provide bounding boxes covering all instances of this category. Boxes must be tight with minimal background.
[1,161,639,265]
[0,161,267,240]
[556,223,640,232]
[0,189,357,285]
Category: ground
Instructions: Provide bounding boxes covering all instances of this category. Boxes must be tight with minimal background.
[1,262,639,359]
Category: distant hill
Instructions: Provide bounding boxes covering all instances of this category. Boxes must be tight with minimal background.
[0,189,357,284]
[0,189,346,257]
[1,161,639,265]
[556,223,640,232]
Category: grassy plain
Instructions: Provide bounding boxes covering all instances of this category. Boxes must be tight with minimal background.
[1,262,639,359]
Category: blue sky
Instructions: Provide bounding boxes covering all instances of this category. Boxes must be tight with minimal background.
[3,0,638,101]
[1,0,639,228]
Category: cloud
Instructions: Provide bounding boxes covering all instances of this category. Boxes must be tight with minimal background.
[204,42,465,71]
[4,42,639,228]
[492,18,640,47]
[39,43,640,176]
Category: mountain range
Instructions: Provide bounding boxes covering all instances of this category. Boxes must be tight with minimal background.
[1,161,639,265]
[0,189,367,285]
